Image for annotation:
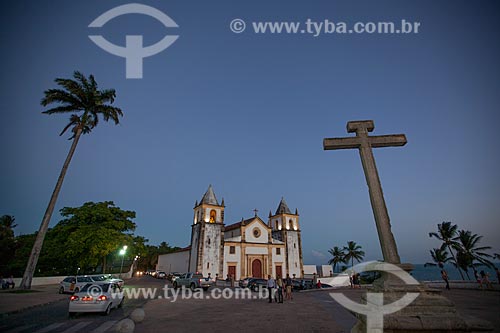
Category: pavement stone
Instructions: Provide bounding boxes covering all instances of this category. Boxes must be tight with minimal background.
[0,285,68,315]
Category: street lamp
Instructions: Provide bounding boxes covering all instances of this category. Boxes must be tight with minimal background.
[119,245,128,278]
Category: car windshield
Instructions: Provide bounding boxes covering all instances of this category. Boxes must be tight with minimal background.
[80,283,110,292]
[77,276,92,282]
[91,275,107,281]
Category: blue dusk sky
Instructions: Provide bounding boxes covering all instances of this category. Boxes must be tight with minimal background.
[1,0,499,265]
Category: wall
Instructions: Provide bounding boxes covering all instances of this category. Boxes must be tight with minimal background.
[244,223,268,243]
[286,232,301,278]
[201,224,222,277]
[157,250,189,273]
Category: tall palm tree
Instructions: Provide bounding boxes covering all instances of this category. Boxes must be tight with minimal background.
[424,247,451,268]
[19,72,122,289]
[328,246,346,273]
[454,230,494,276]
[429,221,465,280]
[343,241,365,268]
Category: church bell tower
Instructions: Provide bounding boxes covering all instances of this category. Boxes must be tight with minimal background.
[269,198,304,278]
[189,185,225,277]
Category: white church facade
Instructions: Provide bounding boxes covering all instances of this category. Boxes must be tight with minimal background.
[157,185,304,280]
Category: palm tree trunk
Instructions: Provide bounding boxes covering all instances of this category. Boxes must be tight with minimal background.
[447,244,465,280]
[19,128,83,289]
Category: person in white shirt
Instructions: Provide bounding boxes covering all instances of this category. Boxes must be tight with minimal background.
[267,275,276,303]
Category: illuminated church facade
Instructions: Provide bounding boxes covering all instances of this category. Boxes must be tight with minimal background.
[157,185,304,280]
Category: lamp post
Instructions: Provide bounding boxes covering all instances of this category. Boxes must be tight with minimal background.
[119,245,128,278]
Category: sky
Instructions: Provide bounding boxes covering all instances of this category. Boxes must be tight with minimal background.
[1,0,499,265]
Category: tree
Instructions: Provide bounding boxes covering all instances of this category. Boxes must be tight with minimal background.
[429,221,465,280]
[0,215,17,270]
[343,241,365,268]
[328,246,346,273]
[57,201,136,272]
[454,230,494,277]
[20,72,123,289]
[424,247,451,268]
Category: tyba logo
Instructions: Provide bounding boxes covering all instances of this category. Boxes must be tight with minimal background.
[88,3,179,79]
[329,261,420,333]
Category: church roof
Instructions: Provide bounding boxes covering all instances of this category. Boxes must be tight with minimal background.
[224,216,262,231]
[275,197,292,215]
[200,184,219,206]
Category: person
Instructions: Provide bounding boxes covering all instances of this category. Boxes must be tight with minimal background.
[207,273,212,281]
[267,275,276,303]
[480,270,493,290]
[317,279,322,289]
[285,274,293,300]
[349,273,354,289]
[6,275,15,289]
[0,276,7,290]
[312,273,317,289]
[495,267,500,284]
[474,270,483,289]
[276,275,284,303]
[441,268,450,290]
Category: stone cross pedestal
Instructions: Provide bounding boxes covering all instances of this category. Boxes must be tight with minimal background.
[323,120,492,332]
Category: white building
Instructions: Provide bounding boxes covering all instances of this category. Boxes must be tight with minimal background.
[157,185,304,280]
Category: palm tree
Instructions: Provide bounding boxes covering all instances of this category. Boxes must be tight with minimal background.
[454,230,494,277]
[328,246,346,273]
[429,221,465,280]
[424,247,451,268]
[19,72,122,289]
[343,241,365,268]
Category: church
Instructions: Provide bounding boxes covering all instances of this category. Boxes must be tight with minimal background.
[157,185,304,280]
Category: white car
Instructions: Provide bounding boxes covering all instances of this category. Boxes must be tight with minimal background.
[59,276,93,294]
[89,274,124,287]
[68,282,124,316]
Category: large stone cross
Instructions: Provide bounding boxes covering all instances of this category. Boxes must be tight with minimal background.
[323,120,406,264]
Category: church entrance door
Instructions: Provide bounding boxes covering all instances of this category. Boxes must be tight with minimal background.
[252,259,262,278]
[276,265,282,278]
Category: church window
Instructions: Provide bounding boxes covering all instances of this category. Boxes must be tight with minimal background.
[230,246,235,254]
[294,243,296,248]
[209,210,216,223]
[276,248,281,255]
[253,228,261,238]
[208,238,211,245]
[207,263,210,269]
[295,263,297,267]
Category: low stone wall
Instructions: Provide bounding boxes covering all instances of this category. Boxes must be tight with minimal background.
[8,267,134,287]
[424,280,500,290]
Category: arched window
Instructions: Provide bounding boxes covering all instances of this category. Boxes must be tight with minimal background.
[209,210,216,223]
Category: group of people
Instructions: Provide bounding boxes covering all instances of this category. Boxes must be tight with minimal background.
[266,274,293,303]
[349,273,361,288]
[1,275,15,289]
[441,266,500,290]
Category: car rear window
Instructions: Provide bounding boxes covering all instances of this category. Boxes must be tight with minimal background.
[80,283,110,292]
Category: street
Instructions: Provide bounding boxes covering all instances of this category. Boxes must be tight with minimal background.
[0,277,162,333]
[1,276,499,333]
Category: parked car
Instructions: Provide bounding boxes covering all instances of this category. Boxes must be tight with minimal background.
[59,276,93,294]
[168,272,182,282]
[173,272,213,291]
[68,282,124,317]
[239,277,252,288]
[291,279,308,291]
[247,278,268,292]
[89,274,124,288]
[156,271,167,279]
